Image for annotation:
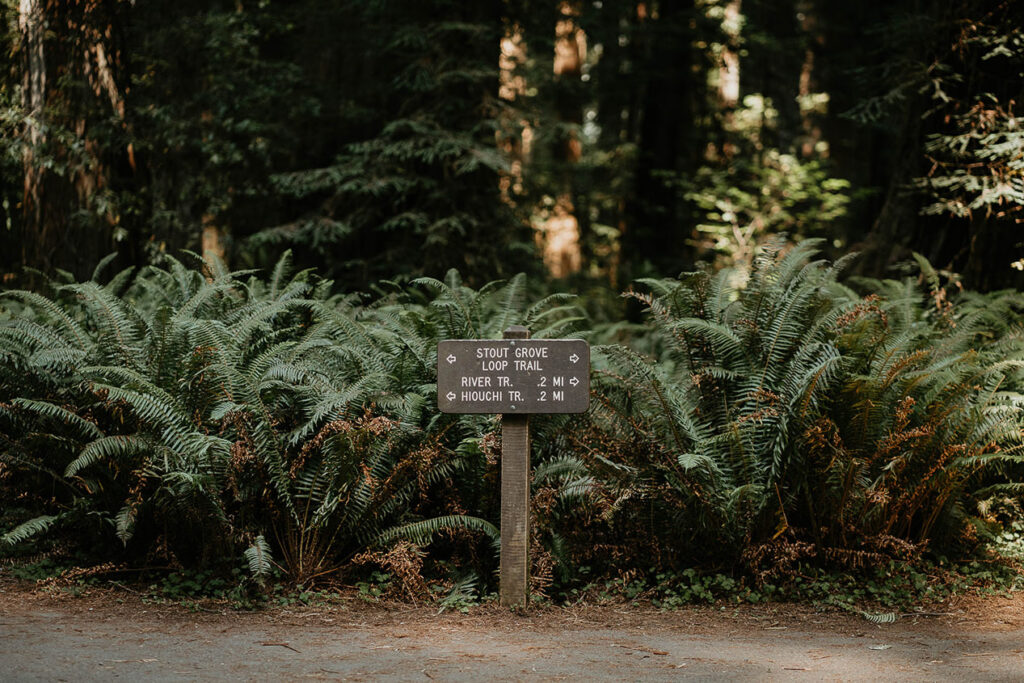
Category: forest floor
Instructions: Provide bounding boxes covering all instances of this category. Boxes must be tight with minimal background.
[1,574,1023,681]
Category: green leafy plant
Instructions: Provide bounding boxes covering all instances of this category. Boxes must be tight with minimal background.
[540,240,1024,587]
[1,254,585,593]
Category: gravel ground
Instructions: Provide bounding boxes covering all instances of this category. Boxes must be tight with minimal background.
[2,576,1022,681]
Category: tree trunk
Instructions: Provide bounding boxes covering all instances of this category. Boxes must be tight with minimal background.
[201,214,226,272]
[538,1,584,279]
[16,0,128,280]
[19,0,47,273]
[718,0,741,108]
[855,101,924,277]
[498,25,528,204]
[622,0,697,280]
[795,1,822,158]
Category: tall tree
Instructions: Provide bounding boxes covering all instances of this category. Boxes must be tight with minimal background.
[9,0,127,280]
[537,1,585,279]
[18,0,46,271]
[835,0,1024,290]
[117,0,304,269]
[251,0,535,288]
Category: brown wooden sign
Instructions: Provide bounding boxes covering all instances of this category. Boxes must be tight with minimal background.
[437,338,590,414]
[438,328,590,608]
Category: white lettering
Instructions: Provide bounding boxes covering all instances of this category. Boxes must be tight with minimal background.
[460,390,503,402]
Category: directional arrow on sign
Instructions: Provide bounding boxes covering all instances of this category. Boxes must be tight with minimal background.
[447,354,457,364]
[570,376,579,386]
[446,391,456,401]
[569,353,580,363]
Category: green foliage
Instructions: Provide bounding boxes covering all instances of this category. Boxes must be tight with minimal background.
[2,515,58,546]
[557,556,1020,612]
[0,252,581,590]
[2,240,1022,602]
[436,572,483,613]
[680,97,851,268]
[4,0,1022,295]
[576,240,852,564]
[912,12,1024,222]
[535,240,1024,587]
[916,106,1024,222]
[249,1,535,287]
[354,571,394,602]
[0,256,432,578]
[836,0,1024,289]
[991,520,1024,563]
[3,0,1021,605]
[244,535,274,582]
[121,3,307,253]
[376,516,499,551]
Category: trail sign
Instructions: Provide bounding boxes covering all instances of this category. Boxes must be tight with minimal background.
[437,328,590,608]
[437,338,589,414]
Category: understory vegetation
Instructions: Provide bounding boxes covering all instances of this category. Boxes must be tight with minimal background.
[2,242,1023,607]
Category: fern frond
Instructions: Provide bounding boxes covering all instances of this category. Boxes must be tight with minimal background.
[65,435,151,477]
[114,504,136,546]
[90,252,120,282]
[2,515,59,546]
[11,398,103,440]
[374,515,500,551]
[244,535,274,580]
[1,290,90,350]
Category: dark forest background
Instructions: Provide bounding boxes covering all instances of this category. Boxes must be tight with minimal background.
[2,0,1021,292]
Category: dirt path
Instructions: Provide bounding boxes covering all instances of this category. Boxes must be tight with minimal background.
[2,577,1023,681]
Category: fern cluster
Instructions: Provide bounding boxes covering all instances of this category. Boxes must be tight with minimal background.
[537,240,1024,582]
[0,254,580,584]
[3,243,1022,595]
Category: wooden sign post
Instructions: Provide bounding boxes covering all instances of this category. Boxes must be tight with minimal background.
[437,326,590,607]
[499,325,530,607]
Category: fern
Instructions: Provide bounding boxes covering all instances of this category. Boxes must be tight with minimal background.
[114,504,136,546]
[580,241,1024,576]
[374,515,500,551]
[245,535,274,580]
[2,515,59,546]
[11,399,102,441]
[436,572,480,613]
[6,241,1017,592]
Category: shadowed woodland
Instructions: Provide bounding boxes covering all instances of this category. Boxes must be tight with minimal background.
[1,0,1023,606]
